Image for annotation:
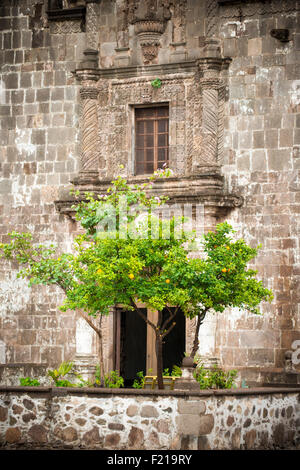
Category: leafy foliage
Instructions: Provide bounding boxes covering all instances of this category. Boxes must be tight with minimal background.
[19,377,40,387]
[47,361,74,387]
[104,370,124,388]
[162,365,182,377]
[132,371,145,389]
[151,78,162,88]
[193,363,237,390]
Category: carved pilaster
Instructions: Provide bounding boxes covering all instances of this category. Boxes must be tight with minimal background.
[86,0,100,50]
[206,0,219,38]
[194,39,225,173]
[75,49,100,182]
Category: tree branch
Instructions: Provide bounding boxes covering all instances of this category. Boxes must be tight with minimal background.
[162,305,179,331]
[130,299,157,331]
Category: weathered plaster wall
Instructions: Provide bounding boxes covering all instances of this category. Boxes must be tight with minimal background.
[0,387,299,450]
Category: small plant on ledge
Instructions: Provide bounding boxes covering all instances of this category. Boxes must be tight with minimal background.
[19,377,40,387]
[151,78,162,88]
[193,362,237,390]
[104,370,124,389]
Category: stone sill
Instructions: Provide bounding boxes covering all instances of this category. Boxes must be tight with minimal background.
[0,386,299,398]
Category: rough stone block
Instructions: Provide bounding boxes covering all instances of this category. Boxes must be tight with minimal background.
[252,149,267,171]
[248,38,262,56]
[177,400,206,415]
[268,148,292,170]
[176,413,214,436]
[3,73,18,90]
[253,131,265,149]
[279,129,293,148]
[176,414,201,435]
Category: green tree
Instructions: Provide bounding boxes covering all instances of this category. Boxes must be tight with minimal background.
[0,170,273,389]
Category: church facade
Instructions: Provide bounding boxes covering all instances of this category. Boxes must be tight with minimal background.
[0,0,299,386]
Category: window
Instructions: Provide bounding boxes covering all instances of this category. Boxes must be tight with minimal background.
[135,106,169,175]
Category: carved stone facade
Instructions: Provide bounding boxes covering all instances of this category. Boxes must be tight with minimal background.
[0,0,300,386]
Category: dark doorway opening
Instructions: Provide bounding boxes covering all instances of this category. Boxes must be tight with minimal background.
[114,307,186,387]
[117,309,147,387]
[162,308,186,373]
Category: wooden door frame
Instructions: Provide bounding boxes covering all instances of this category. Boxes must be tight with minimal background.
[113,304,185,377]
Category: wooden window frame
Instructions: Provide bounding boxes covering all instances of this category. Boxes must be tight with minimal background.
[134,104,169,176]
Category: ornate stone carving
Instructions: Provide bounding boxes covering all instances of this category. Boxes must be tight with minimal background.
[79,87,100,176]
[206,0,219,37]
[86,1,99,50]
[169,0,187,44]
[194,39,226,172]
[47,4,86,34]
[219,0,300,19]
[75,49,101,181]
[134,20,165,64]
[49,19,83,34]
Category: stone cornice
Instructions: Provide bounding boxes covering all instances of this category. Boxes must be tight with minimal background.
[0,385,299,398]
[74,61,198,80]
[54,174,243,218]
[74,57,233,81]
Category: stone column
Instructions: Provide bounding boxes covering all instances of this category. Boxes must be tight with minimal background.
[75,50,100,182]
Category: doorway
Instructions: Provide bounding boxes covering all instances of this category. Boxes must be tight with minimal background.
[113,307,186,386]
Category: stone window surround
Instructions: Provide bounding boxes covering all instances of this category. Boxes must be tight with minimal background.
[101,71,196,180]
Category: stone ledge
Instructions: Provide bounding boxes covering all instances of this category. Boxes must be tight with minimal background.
[55,173,243,218]
[0,386,299,398]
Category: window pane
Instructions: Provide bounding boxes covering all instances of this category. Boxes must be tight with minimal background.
[143,108,155,118]
[157,107,168,117]
[136,149,144,162]
[136,134,144,148]
[136,162,144,175]
[158,119,167,133]
[157,133,167,147]
[146,120,154,134]
[146,162,154,173]
[146,134,154,148]
[146,149,154,162]
[158,148,166,162]
[136,120,145,134]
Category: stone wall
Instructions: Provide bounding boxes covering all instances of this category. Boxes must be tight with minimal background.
[0,0,91,367]
[0,387,299,450]
[0,0,300,386]
[214,0,300,381]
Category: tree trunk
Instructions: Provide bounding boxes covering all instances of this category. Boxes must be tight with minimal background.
[155,333,164,390]
[190,310,207,359]
[96,325,105,386]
